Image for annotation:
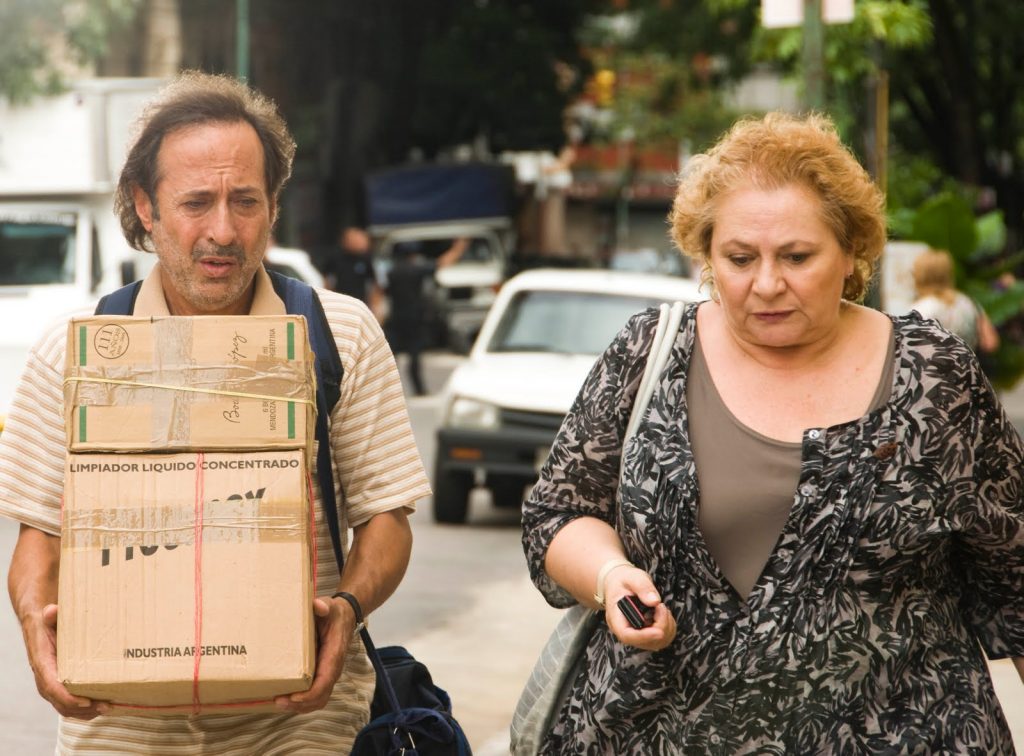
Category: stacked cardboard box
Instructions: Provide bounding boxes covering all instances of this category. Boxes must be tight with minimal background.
[57,315,318,711]
[64,315,315,452]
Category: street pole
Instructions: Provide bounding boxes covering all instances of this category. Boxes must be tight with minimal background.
[874,68,889,198]
[802,0,824,110]
[236,0,250,81]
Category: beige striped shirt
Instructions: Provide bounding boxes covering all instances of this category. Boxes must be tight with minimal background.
[0,265,431,754]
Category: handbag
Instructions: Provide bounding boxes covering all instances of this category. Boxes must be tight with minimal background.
[509,301,685,756]
[350,636,471,756]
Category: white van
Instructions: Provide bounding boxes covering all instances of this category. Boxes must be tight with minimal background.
[0,79,164,424]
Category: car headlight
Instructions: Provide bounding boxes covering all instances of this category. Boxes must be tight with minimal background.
[446,397,500,430]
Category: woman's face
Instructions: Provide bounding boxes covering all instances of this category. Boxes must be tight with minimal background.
[708,182,854,350]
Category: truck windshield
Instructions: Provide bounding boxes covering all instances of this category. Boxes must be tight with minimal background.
[0,213,77,285]
[489,290,658,356]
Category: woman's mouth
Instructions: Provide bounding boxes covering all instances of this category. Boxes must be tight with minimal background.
[754,310,791,323]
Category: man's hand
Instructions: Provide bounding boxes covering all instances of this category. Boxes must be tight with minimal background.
[10,525,104,719]
[274,595,357,714]
[24,604,105,719]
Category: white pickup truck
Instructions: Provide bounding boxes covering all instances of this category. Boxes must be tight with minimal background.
[433,267,704,523]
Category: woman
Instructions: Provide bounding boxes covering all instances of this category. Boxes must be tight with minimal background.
[522,112,1024,753]
[911,246,1000,354]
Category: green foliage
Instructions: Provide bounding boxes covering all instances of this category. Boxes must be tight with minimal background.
[602,51,740,152]
[411,0,589,154]
[0,0,139,103]
[909,192,977,260]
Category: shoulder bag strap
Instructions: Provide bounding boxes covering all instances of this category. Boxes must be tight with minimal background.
[620,301,685,476]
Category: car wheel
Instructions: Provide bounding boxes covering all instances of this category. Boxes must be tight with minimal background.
[433,468,474,524]
[489,474,528,509]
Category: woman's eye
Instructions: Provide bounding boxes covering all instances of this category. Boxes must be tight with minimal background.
[788,254,809,264]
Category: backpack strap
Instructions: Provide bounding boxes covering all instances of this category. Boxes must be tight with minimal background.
[265,269,347,571]
[94,280,143,315]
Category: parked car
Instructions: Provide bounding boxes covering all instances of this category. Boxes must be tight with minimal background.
[433,267,704,523]
[264,245,325,287]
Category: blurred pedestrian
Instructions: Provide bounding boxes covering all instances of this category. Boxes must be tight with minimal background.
[911,247,1000,354]
[522,111,1024,752]
[386,237,467,395]
[323,226,384,319]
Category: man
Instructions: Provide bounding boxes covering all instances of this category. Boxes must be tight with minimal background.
[0,72,429,752]
[386,237,468,395]
[323,225,384,319]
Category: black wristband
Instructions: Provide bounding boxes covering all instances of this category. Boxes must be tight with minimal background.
[332,591,364,629]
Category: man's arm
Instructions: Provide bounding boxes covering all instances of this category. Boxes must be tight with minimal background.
[9,524,103,719]
[436,237,469,270]
[276,508,413,713]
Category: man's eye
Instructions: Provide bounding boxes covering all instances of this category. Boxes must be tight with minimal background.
[236,197,259,208]
[183,200,206,210]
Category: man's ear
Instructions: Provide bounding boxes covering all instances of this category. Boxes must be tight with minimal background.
[132,185,155,232]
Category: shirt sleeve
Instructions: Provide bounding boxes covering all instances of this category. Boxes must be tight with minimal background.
[0,327,69,535]
[328,299,431,527]
[521,309,658,607]
[950,354,1024,657]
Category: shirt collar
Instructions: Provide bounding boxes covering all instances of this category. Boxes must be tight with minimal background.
[133,262,286,316]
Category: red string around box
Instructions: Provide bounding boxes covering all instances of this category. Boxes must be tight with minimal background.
[192,451,205,714]
[306,469,318,598]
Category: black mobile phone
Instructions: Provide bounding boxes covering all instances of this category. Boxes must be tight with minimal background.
[617,594,654,630]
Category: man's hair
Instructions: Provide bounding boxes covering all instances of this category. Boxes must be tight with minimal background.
[669,111,887,302]
[115,71,297,252]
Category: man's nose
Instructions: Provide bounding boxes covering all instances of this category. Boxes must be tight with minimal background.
[206,201,237,247]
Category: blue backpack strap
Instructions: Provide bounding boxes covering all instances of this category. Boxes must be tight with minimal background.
[94,281,143,315]
[266,269,347,570]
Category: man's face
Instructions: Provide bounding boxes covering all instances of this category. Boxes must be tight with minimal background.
[132,120,274,315]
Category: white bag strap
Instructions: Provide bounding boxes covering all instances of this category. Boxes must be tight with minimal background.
[620,300,685,476]
[625,301,685,441]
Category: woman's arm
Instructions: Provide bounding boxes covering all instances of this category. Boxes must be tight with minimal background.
[546,516,676,651]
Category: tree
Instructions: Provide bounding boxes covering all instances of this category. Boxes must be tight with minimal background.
[0,0,140,102]
[884,0,1024,252]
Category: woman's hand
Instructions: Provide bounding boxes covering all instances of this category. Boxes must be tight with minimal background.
[603,567,677,652]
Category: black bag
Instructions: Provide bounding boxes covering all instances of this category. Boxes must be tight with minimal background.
[351,642,471,756]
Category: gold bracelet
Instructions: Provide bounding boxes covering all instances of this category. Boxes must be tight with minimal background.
[593,558,634,608]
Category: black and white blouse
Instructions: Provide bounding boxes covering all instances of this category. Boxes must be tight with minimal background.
[522,304,1024,754]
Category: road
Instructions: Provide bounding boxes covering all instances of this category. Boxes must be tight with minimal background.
[2,352,1024,753]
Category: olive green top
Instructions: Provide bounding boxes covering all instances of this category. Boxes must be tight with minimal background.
[688,327,895,600]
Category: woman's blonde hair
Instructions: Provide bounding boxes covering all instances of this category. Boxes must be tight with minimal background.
[669,111,887,302]
[911,248,957,304]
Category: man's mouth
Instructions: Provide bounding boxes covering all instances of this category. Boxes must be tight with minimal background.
[196,257,236,278]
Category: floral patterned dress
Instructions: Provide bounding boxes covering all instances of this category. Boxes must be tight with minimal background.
[522,304,1024,755]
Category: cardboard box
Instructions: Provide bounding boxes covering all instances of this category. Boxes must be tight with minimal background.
[57,450,315,708]
[64,315,316,452]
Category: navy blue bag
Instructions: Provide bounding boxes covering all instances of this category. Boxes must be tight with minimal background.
[97,272,470,755]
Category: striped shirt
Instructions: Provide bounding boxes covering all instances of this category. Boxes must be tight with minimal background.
[0,265,431,754]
